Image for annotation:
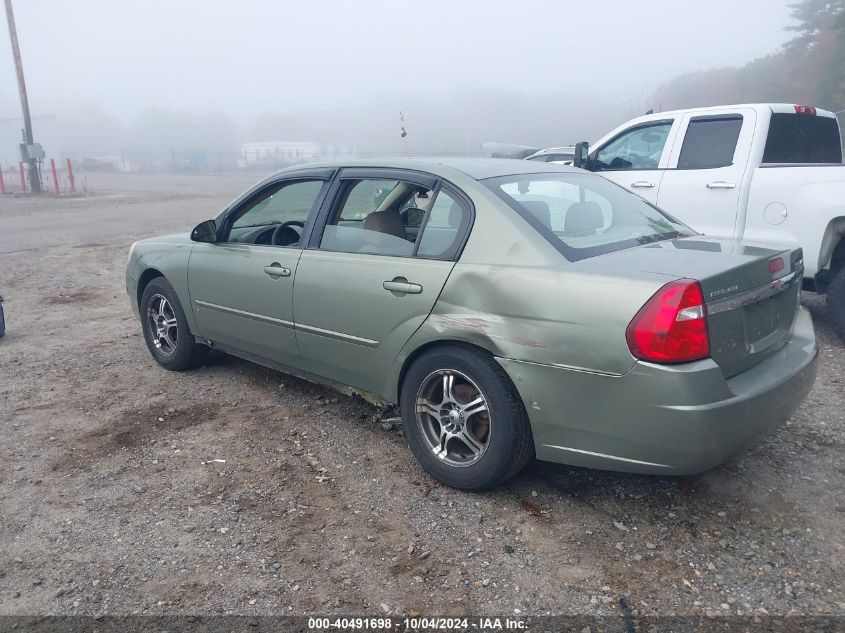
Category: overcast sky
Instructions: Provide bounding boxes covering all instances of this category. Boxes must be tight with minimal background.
[1,0,796,123]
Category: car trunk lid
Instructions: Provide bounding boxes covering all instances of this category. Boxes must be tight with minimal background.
[589,237,803,377]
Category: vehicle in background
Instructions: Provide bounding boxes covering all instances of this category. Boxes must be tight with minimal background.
[126,158,817,490]
[572,104,845,339]
[480,142,539,159]
[524,145,576,164]
[77,157,117,172]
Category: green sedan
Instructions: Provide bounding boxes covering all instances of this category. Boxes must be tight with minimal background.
[126,158,818,490]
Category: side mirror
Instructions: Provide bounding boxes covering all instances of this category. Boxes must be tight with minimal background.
[573,141,590,169]
[191,219,218,243]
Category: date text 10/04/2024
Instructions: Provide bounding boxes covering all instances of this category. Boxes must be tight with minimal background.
[307,617,527,630]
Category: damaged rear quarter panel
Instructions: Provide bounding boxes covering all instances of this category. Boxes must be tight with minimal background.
[418,262,654,374]
[388,181,670,401]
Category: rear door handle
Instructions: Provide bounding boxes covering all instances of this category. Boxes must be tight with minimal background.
[630,181,654,188]
[263,263,291,278]
[706,181,736,189]
[383,279,423,295]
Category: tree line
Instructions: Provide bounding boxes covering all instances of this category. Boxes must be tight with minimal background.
[653,0,844,114]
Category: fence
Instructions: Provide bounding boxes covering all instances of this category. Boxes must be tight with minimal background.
[0,158,76,195]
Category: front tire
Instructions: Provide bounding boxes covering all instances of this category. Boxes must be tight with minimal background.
[827,266,845,341]
[400,344,534,490]
[140,277,209,371]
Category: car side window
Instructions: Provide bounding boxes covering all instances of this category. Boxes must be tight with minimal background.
[226,180,324,246]
[320,179,433,257]
[594,122,672,171]
[416,189,469,259]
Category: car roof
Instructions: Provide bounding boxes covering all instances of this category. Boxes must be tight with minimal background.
[277,157,582,181]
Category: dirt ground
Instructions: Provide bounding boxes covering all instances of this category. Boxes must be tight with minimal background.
[0,173,843,619]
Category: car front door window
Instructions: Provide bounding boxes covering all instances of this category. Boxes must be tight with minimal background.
[595,122,673,171]
[226,180,325,246]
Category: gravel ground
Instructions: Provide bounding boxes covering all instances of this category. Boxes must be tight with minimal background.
[0,174,843,619]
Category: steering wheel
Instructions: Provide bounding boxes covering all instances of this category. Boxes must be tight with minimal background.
[271,220,304,246]
[625,154,645,168]
[628,154,658,169]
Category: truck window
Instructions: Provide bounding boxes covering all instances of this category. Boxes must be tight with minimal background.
[594,121,672,171]
[763,113,842,164]
[677,116,742,169]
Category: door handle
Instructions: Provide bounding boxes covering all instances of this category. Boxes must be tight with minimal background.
[630,181,654,188]
[383,278,423,295]
[263,263,291,278]
[706,181,736,189]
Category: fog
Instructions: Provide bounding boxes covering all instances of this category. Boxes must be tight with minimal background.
[1,0,795,162]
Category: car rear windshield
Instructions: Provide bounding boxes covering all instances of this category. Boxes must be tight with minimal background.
[484,173,694,261]
[763,113,842,163]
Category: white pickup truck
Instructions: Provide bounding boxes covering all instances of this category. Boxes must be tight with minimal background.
[571,103,845,338]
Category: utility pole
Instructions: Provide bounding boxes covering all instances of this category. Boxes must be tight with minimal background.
[4,0,41,193]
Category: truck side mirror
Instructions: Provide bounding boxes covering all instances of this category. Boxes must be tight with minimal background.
[191,219,218,243]
[573,141,590,169]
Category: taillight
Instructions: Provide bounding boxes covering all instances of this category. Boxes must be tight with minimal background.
[794,105,817,115]
[626,279,710,364]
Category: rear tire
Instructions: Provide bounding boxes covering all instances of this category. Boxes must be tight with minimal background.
[140,278,209,371]
[400,344,534,490]
[827,266,845,341]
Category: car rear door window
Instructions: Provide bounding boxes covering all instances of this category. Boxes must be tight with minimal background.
[319,178,470,260]
[320,179,430,257]
[677,116,743,169]
[416,190,469,259]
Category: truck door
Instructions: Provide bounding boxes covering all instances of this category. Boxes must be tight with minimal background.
[587,118,679,204]
[656,108,757,238]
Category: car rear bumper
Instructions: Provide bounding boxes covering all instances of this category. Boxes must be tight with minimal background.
[497,306,818,475]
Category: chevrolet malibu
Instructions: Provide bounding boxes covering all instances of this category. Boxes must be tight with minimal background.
[126,158,818,490]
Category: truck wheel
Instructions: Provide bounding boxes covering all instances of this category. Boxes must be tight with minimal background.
[140,278,209,370]
[827,267,845,341]
[400,344,534,490]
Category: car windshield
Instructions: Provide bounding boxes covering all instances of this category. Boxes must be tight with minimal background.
[484,173,694,261]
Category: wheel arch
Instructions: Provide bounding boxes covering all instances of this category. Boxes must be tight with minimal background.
[394,338,501,406]
[136,267,165,309]
[830,232,845,274]
[819,217,845,273]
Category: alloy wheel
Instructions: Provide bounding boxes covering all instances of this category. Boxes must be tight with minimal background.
[415,369,491,467]
[146,294,178,356]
